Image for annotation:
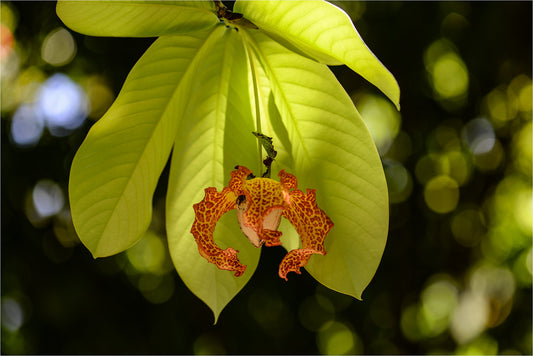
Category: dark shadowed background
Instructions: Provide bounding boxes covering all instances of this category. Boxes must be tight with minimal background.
[2,1,532,354]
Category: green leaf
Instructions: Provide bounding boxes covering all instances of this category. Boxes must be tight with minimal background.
[69,32,214,257]
[165,26,260,323]
[56,1,218,37]
[235,0,400,109]
[243,30,389,299]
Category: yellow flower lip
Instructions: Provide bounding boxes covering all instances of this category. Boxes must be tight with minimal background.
[191,166,334,280]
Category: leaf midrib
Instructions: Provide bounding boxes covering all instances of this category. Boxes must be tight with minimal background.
[242,30,312,167]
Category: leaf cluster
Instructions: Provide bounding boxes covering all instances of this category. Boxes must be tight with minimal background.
[58,0,400,321]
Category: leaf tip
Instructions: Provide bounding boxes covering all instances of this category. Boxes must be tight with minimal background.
[211,311,220,325]
[382,76,401,111]
[392,89,401,111]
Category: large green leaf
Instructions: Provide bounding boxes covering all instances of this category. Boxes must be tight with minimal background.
[56,1,217,37]
[165,26,260,323]
[69,32,213,257]
[243,30,389,299]
[235,0,400,109]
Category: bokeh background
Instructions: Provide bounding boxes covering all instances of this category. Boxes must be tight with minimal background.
[2,1,531,354]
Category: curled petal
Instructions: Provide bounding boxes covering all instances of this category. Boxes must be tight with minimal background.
[229,165,253,193]
[279,248,325,280]
[204,247,246,277]
[281,188,334,279]
[191,187,246,277]
[279,169,298,190]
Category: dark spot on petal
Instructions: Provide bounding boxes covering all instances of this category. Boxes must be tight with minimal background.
[236,195,246,206]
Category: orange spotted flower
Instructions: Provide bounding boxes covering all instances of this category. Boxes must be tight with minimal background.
[191,165,334,280]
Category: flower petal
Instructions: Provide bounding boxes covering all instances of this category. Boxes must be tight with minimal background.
[280,182,334,280]
[278,248,321,280]
[191,187,246,277]
[232,166,287,247]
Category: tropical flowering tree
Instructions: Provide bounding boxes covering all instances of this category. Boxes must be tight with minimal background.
[58,0,400,322]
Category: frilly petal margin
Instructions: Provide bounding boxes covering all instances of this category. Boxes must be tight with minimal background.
[281,187,334,280]
[191,187,246,277]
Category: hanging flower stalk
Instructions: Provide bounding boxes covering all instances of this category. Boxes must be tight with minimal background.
[191,165,334,280]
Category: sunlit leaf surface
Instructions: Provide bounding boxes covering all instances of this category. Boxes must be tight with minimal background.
[69,33,213,257]
[165,26,260,323]
[57,1,217,37]
[243,30,388,299]
[235,0,400,109]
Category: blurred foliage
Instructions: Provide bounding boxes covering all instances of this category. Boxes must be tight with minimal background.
[2,1,531,354]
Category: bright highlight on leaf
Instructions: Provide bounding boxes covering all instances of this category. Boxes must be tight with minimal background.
[191,166,333,280]
[235,0,400,109]
[68,33,212,257]
[56,1,218,37]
